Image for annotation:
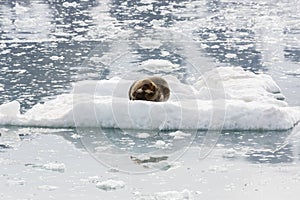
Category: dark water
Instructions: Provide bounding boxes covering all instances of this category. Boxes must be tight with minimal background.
[1,0,299,110]
[1,0,300,199]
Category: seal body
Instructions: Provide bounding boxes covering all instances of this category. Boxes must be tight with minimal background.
[129,77,170,102]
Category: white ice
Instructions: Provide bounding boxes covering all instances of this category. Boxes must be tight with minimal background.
[134,189,192,200]
[96,179,125,191]
[0,64,299,130]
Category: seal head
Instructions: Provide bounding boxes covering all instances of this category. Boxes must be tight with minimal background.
[129,77,170,102]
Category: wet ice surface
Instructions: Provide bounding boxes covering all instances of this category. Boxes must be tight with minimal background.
[1,0,300,199]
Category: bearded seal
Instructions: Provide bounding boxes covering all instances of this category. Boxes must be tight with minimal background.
[129,77,170,102]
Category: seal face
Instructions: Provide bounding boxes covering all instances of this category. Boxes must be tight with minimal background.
[129,77,170,102]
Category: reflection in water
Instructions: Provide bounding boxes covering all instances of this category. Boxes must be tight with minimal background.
[1,126,298,173]
[74,127,197,173]
[130,155,168,165]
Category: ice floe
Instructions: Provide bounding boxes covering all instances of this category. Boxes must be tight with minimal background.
[0,63,299,130]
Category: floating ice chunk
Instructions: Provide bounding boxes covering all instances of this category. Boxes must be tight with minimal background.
[49,55,64,61]
[136,5,153,12]
[160,51,170,57]
[0,101,20,117]
[0,49,11,55]
[0,83,4,91]
[96,179,125,191]
[87,176,101,184]
[211,45,220,49]
[37,185,58,191]
[223,148,237,159]
[137,132,151,138]
[15,3,29,15]
[139,59,179,73]
[140,0,157,4]
[26,162,65,173]
[285,68,300,76]
[7,178,25,186]
[169,131,191,139]
[11,69,26,74]
[225,53,237,58]
[153,140,166,149]
[62,2,78,8]
[42,163,65,172]
[135,189,192,200]
[137,38,162,49]
[71,134,82,139]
